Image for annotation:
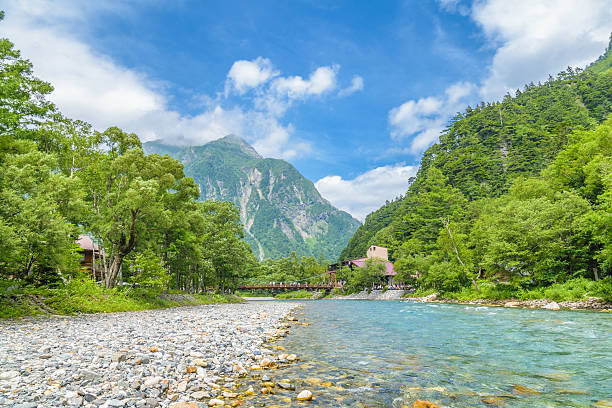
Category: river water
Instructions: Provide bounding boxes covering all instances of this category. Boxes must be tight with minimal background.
[250,300,612,407]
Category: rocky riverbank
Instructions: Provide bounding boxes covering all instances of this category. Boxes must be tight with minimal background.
[333,289,405,300]
[406,293,612,311]
[0,302,300,408]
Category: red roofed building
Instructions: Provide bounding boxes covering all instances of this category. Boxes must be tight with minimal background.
[328,245,396,287]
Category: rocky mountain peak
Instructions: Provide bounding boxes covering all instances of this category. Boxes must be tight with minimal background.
[214,134,263,159]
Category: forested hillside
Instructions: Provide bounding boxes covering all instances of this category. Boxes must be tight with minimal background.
[0,17,255,296]
[143,138,360,260]
[341,36,612,296]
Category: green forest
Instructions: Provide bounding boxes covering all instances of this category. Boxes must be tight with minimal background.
[341,36,612,300]
[0,14,263,314]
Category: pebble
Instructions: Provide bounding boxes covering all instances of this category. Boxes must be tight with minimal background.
[296,389,313,401]
[0,302,298,407]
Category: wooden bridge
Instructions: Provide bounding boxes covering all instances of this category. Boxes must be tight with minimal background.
[237,283,334,291]
[238,270,339,291]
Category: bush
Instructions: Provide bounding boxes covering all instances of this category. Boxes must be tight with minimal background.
[274,290,314,299]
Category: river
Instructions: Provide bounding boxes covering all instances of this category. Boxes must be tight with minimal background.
[251,300,612,407]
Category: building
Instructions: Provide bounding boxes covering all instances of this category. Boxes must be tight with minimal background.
[328,245,396,286]
[76,234,102,280]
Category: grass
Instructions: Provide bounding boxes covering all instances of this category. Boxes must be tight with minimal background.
[274,290,317,299]
[234,290,272,297]
[0,278,242,319]
[406,278,612,303]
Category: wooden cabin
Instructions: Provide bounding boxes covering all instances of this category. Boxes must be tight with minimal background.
[76,234,102,281]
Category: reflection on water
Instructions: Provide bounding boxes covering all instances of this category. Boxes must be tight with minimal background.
[244,300,612,407]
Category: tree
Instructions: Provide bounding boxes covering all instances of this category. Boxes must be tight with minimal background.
[82,127,199,288]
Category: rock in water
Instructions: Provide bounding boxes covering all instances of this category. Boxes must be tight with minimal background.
[296,390,313,401]
[412,401,440,408]
[543,301,561,310]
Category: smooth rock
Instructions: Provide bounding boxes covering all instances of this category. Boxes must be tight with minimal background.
[296,390,313,401]
[0,370,19,380]
[412,401,440,408]
[169,403,198,408]
[176,380,188,393]
[192,391,210,400]
[111,352,127,363]
[543,301,561,310]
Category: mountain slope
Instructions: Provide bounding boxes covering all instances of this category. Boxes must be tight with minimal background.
[341,38,612,261]
[144,136,361,260]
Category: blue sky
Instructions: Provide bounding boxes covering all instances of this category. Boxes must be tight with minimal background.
[2,0,611,220]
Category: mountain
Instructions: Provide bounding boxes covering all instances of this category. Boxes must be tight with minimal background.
[143,136,361,260]
[341,37,612,261]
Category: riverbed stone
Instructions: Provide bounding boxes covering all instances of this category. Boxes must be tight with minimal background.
[296,390,313,401]
[412,401,440,408]
[169,403,197,408]
[0,302,298,408]
[543,301,561,310]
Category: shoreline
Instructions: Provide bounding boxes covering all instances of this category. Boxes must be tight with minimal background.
[404,293,612,312]
[0,301,301,407]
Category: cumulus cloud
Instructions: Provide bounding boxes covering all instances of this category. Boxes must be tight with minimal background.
[251,64,341,116]
[472,0,612,101]
[388,81,476,153]
[225,57,278,95]
[338,75,364,96]
[389,0,612,155]
[271,65,339,98]
[2,3,164,132]
[315,164,417,221]
[1,2,355,160]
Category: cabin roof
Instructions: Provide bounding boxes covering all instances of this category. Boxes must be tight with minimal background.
[348,259,396,276]
[76,234,99,252]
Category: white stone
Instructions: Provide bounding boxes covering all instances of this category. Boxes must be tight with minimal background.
[543,301,561,310]
[0,371,19,381]
[296,390,313,401]
[143,376,162,388]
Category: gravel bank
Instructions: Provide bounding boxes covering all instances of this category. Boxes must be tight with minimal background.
[333,289,405,300]
[406,293,612,311]
[0,302,298,408]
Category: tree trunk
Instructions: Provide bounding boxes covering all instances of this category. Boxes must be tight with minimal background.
[104,210,138,289]
[443,218,479,291]
[105,254,124,289]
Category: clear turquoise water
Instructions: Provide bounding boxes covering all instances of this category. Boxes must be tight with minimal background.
[261,300,612,407]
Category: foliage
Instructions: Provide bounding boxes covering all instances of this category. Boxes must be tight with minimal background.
[0,278,241,318]
[441,277,612,303]
[244,252,328,285]
[343,258,387,293]
[342,40,612,299]
[274,290,315,299]
[0,26,256,299]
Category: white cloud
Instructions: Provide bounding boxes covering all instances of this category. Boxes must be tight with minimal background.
[473,0,612,101]
[225,57,278,95]
[388,81,476,153]
[252,64,341,116]
[338,75,364,96]
[389,0,612,155]
[315,164,417,221]
[0,2,325,160]
[271,65,339,98]
[2,4,164,132]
